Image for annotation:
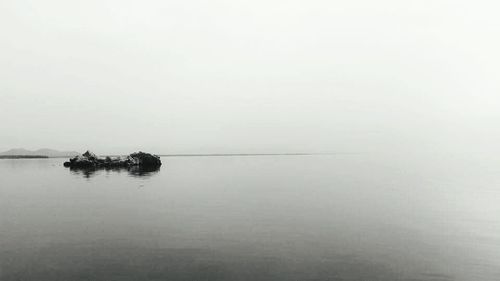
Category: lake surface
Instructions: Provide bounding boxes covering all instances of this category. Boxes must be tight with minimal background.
[1,154,499,281]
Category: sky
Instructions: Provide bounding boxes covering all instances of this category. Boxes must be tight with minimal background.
[1,0,499,155]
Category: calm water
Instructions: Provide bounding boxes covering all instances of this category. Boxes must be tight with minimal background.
[1,154,499,281]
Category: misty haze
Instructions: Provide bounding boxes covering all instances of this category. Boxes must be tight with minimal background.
[1,1,500,281]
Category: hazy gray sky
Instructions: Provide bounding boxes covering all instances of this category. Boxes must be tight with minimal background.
[1,0,499,154]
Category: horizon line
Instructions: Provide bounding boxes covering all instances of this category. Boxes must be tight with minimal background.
[0,151,360,158]
[157,152,358,157]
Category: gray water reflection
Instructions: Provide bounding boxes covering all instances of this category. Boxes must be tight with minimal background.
[0,240,410,281]
[1,155,500,281]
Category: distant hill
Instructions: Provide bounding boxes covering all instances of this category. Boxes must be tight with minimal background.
[0,148,79,158]
[0,155,49,159]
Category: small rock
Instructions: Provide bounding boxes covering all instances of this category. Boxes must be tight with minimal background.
[63,151,162,169]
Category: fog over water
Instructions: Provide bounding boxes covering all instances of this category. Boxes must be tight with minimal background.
[1,0,499,155]
[1,1,500,280]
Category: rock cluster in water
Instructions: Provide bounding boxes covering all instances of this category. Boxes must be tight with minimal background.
[63,151,162,168]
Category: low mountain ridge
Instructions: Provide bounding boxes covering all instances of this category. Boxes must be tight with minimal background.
[0,148,79,157]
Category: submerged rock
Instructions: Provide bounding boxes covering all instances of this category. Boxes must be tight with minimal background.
[63,151,161,168]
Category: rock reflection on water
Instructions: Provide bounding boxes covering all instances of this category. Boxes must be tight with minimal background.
[69,165,161,179]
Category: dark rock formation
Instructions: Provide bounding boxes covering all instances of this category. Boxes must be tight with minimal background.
[63,151,162,168]
[129,152,162,167]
